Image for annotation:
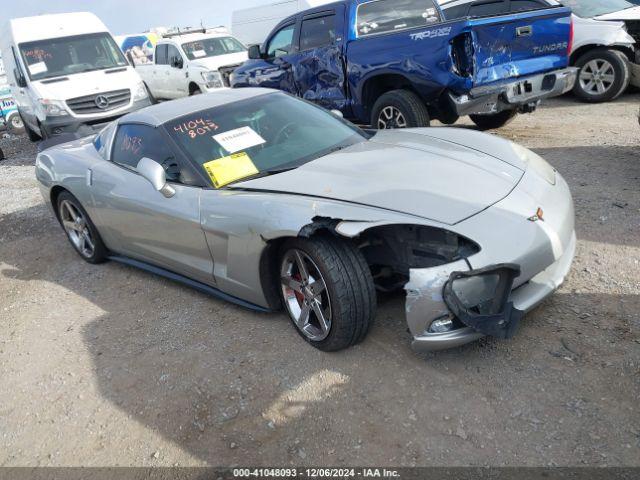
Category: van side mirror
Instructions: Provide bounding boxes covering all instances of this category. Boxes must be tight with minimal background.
[14,69,27,88]
[248,44,263,60]
[137,157,175,198]
[171,56,184,69]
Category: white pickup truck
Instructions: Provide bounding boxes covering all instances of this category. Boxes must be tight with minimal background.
[135,29,248,100]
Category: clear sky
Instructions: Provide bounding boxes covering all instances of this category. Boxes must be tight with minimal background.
[2,0,271,36]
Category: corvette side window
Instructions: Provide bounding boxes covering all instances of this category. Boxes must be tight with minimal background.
[112,124,186,183]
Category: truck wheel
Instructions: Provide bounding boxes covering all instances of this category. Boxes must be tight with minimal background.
[143,83,158,105]
[24,123,41,142]
[189,86,202,96]
[372,90,430,129]
[573,49,630,103]
[279,235,376,352]
[469,109,517,130]
[8,114,25,135]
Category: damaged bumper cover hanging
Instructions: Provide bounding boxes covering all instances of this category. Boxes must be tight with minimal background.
[442,264,525,339]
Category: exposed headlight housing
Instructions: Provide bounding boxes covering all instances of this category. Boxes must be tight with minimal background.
[132,82,149,101]
[512,143,556,185]
[443,264,524,339]
[201,71,224,89]
[39,99,69,117]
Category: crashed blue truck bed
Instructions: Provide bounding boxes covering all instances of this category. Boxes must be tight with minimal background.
[232,0,577,129]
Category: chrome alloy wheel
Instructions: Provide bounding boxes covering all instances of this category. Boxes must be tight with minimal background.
[377,106,407,129]
[59,200,95,258]
[280,249,332,341]
[579,59,615,96]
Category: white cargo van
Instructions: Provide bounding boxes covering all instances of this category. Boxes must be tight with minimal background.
[232,0,334,46]
[0,12,151,141]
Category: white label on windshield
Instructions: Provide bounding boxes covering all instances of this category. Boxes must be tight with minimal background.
[213,126,266,154]
[29,62,48,75]
[192,50,206,58]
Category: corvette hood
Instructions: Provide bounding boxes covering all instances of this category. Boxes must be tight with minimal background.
[235,129,525,225]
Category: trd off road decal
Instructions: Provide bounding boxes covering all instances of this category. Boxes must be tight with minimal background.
[410,27,452,41]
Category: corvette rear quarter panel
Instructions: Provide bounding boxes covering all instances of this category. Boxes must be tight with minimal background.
[35,142,104,217]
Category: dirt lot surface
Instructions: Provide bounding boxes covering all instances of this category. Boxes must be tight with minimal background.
[0,94,638,467]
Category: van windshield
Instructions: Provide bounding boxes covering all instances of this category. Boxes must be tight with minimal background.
[181,37,246,61]
[19,32,128,81]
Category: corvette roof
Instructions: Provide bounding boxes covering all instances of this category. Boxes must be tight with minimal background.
[121,88,277,126]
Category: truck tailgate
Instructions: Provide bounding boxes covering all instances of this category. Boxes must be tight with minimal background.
[465,7,573,86]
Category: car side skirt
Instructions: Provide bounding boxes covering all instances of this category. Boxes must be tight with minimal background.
[107,255,276,313]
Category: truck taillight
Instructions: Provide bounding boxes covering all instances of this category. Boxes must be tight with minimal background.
[568,18,574,55]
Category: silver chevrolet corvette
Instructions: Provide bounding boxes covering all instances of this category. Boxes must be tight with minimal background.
[36,88,576,352]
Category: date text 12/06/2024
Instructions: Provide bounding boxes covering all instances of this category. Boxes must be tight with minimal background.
[233,468,401,478]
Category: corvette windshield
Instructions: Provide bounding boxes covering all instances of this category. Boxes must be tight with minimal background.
[561,0,636,17]
[165,93,366,188]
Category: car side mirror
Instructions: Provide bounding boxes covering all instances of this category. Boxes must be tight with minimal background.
[137,157,175,198]
[14,69,27,88]
[248,44,263,60]
[330,109,344,118]
[171,56,184,69]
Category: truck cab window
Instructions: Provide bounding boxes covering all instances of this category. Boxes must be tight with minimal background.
[155,44,168,65]
[468,1,508,17]
[356,0,440,37]
[167,44,182,66]
[511,0,545,12]
[267,24,296,58]
[300,15,336,51]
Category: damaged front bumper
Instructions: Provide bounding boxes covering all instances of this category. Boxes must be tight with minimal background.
[406,232,576,352]
[449,67,578,116]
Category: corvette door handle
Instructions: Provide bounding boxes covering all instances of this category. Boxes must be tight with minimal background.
[516,26,533,37]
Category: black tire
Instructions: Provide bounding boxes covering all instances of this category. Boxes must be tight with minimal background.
[24,123,41,142]
[279,235,376,352]
[8,114,25,135]
[189,86,202,96]
[371,89,430,129]
[573,48,630,103]
[469,109,518,131]
[143,82,158,104]
[56,191,108,264]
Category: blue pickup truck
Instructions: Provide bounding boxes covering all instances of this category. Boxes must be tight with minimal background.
[231,0,577,129]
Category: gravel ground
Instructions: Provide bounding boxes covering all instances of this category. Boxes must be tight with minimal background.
[0,94,638,467]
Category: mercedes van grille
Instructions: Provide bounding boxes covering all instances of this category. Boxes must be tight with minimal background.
[66,89,131,115]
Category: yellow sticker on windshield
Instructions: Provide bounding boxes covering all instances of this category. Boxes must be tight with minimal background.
[202,152,259,188]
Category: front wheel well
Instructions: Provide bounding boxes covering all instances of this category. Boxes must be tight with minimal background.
[259,221,480,301]
[188,82,202,95]
[50,186,69,220]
